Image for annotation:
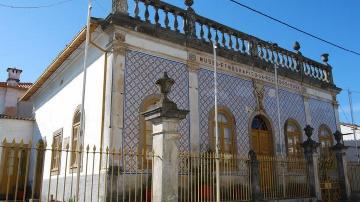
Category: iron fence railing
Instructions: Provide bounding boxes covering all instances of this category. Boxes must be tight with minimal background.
[258,155,311,200]
[347,161,360,193]
[178,152,251,201]
[0,139,314,201]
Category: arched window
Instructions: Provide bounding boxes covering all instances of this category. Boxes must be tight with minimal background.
[140,96,159,152]
[285,120,302,157]
[319,124,333,151]
[70,109,81,168]
[209,107,236,154]
[140,96,160,153]
[251,115,273,156]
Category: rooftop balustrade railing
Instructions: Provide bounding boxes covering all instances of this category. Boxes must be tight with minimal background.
[127,0,334,86]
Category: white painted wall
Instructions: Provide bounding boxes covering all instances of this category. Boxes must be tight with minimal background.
[29,29,109,194]
[306,87,333,101]
[341,124,360,161]
[0,118,34,176]
[0,118,34,143]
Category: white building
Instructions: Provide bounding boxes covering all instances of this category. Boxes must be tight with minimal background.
[341,123,360,161]
[0,68,34,199]
[1,0,349,201]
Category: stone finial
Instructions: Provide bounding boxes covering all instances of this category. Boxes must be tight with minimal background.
[184,0,196,37]
[331,130,348,150]
[334,130,342,144]
[185,0,194,8]
[301,125,320,153]
[156,72,174,99]
[112,0,128,14]
[293,41,301,54]
[304,125,314,139]
[248,149,257,160]
[142,72,188,120]
[321,53,329,65]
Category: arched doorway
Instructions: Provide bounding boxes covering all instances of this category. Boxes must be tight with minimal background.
[250,115,274,156]
[250,114,274,192]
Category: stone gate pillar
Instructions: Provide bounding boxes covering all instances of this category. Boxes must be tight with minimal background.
[331,130,351,201]
[301,125,321,200]
[248,150,263,202]
[142,72,188,202]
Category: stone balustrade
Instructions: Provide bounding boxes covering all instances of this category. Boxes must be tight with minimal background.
[119,0,336,87]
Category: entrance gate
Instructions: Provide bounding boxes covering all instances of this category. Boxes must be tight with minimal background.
[318,150,341,201]
[317,125,341,201]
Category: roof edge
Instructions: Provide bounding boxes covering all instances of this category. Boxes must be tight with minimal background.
[0,114,34,121]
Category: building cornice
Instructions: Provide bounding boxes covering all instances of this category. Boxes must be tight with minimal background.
[105,8,341,93]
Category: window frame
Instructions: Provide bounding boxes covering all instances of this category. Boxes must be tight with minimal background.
[51,128,63,174]
[318,124,336,169]
[208,107,237,155]
[70,108,81,170]
[284,119,303,158]
[139,95,160,167]
[318,124,333,153]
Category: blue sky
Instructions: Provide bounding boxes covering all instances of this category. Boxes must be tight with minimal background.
[1,0,360,124]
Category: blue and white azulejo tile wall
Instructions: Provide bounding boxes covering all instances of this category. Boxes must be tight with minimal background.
[123,52,336,156]
[309,98,337,140]
[198,68,256,155]
[264,86,307,154]
[198,68,307,155]
[123,51,190,152]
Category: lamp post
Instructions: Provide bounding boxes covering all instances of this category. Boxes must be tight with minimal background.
[213,44,220,202]
[76,0,92,201]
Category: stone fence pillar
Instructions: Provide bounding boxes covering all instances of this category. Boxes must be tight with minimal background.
[331,130,351,201]
[142,72,188,202]
[249,150,263,202]
[301,125,321,200]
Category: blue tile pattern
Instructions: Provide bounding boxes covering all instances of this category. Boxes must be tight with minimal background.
[264,86,307,154]
[309,98,336,140]
[123,51,190,153]
[198,69,256,155]
[122,50,335,160]
[198,68,307,155]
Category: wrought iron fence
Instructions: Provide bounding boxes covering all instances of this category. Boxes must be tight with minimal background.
[318,151,342,202]
[0,139,316,202]
[178,152,251,201]
[258,155,311,200]
[0,139,155,202]
[0,139,43,201]
[347,161,360,193]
